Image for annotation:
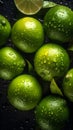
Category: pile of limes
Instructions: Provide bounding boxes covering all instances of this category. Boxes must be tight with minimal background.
[1,1,73,130]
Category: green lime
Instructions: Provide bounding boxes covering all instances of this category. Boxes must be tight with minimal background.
[50,79,63,96]
[35,95,70,130]
[34,43,70,81]
[0,47,26,80]
[0,14,11,46]
[44,5,73,43]
[11,17,44,53]
[8,74,42,110]
[62,68,73,102]
[14,0,43,15]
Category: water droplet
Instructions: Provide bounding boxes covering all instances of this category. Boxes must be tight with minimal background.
[1,20,6,26]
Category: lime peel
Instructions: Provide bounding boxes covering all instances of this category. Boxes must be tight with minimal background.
[43,1,58,8]
[50,78,63,96]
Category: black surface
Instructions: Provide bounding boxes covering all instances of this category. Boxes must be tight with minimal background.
[0,0,73,130]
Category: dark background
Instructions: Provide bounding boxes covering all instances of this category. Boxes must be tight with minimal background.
[0,0,73,130]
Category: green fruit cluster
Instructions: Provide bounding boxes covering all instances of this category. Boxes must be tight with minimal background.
[1,3,73,130]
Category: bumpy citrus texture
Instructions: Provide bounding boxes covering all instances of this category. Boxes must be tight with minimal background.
[35,95,70,130]
[11,17,44,53]
[8,74,42,110]
[0,14,11,46]
[14,0,43,15]
[44,5,73,43]
[34,43,70,81]
[0,47,26,80]
[63,68,73,102]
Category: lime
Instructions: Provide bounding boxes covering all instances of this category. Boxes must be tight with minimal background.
[8,74,42,111]
[11,17,44,53]
[34,43,70,81]
[35,95,70,130]
[0,14,11,46]
[0,47,26,80]
[14,0,43,15]
[62,68,73,102]
[44,5,73,43]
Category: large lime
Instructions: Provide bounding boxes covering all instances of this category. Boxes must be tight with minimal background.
[35,95,70,130]
[8,74,42,110]
[34,43,70,81]
[11,17,44,53]
[44,5,73,43]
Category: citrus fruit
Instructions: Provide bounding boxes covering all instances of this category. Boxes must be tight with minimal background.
[34,43,70,81]
[14,0,43,15]
[44,5,73,43]
[11,17,44,53]
[35,95,70,130]
[62,68,73,102]
[0,14,11,46]
[8,74,42,111]
[0,47,26,80]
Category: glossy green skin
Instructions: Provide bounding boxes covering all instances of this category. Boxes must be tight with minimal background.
[35,95,69,130]
[0,47,26,80]
[0,15,11,46]
[63,69,73,102]
[34,43,70,81]
[11,17,44,53]
[44,5,73,43]
[8,74,42,110]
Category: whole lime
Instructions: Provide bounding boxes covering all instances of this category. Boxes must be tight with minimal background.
[34,43,70,81]
[0,14,11,46]
[63,68,73,102]
[0,47,26,80]
[44,5,73,43]
[8,74,42,110]
[35,95,70,130]
[11,17,44,53]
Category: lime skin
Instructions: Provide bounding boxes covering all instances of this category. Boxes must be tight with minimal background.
[44,5,73,43]
[35,95,70,130]
[8,74,42,111]
[0,14,11,46]
[0,47,26,80]
[63,68,73,102]
[11,17,44,53]
[34,43,70,81]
